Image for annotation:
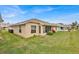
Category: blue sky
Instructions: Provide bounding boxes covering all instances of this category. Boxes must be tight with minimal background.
[0,5,79,24]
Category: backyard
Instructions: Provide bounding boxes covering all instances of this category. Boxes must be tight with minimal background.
[0,30,79,54]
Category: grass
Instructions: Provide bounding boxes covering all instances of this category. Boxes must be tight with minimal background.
[0,30,79,54]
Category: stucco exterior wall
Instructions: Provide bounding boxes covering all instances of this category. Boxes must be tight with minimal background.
[12,23,46,38]
[25,23,46,37]
[12,24,27,38]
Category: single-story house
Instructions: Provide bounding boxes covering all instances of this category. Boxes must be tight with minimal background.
[0,22,10,30]
[51,23,57,32]
[10,19,52,38]
[77,24,79,30]
[51,23,68,31]
[57,23,68,31]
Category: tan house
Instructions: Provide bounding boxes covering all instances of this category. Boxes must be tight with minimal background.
[10,19,52,38]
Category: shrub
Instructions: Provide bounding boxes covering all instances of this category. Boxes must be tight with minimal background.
[47,31,53,35]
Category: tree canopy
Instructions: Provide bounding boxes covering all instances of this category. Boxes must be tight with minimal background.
[71,21,78,30]
[0,14,4,22]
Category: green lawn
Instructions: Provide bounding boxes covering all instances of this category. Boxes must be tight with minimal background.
[0,30,79,54]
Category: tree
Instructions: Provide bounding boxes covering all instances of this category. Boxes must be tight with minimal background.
[71,21,78,30]
[0,13,4,30]
[0,13,4,22]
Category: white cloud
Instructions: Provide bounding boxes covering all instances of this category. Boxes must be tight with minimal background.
[32,7,54,13]
[0,5,29,23]
[0,5,28,18]
[51,13,79,24]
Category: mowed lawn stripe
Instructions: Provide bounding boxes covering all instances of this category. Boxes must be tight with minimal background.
[0,30,79,53]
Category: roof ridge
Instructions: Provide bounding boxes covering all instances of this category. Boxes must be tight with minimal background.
[10,18,51,26]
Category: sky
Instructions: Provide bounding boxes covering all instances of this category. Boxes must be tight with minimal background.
[0,5,79,24]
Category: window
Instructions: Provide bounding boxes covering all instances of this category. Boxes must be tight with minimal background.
[31,25,36,33]
[45,26,51,32]
[19,26,21,33]
[61,27,63,30]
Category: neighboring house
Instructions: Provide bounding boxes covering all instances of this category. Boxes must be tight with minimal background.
[77,24,79,30]
[0,22,10,30]
[51,23,68,31]
[10,19,52,38]
[56,23,68,31]
[78,24,79,30]
[66,24,72,29]
[51,23,57,32]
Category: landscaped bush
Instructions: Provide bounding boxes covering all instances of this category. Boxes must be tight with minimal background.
[47,31,53,35]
